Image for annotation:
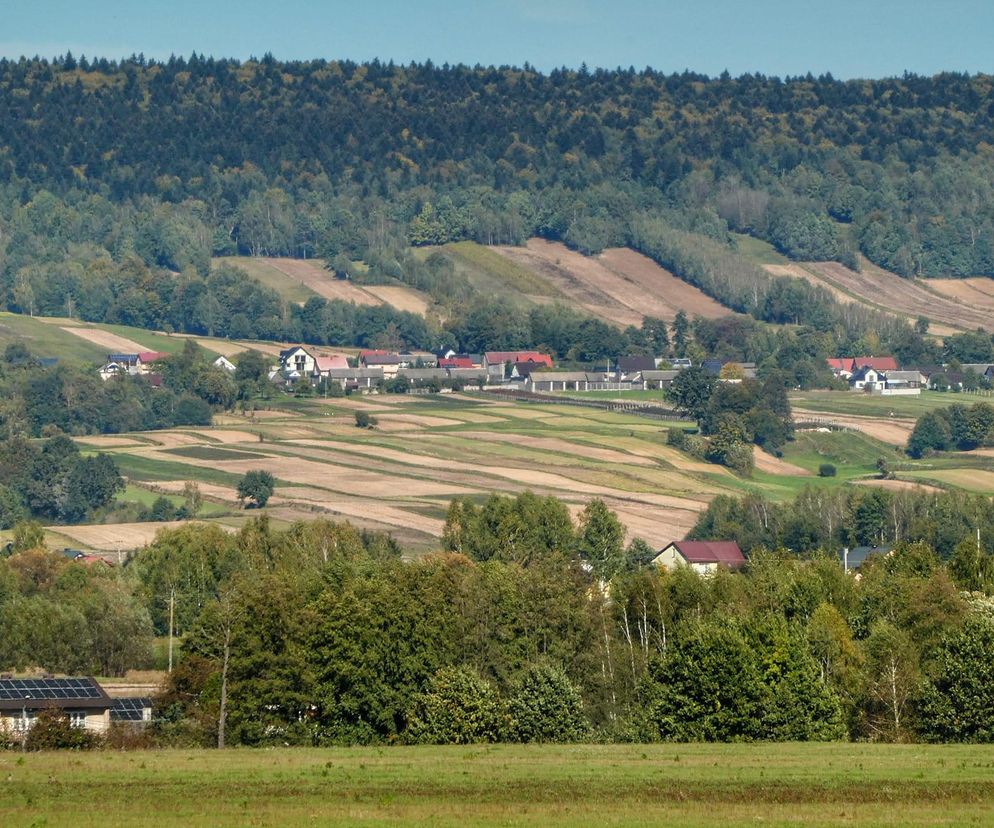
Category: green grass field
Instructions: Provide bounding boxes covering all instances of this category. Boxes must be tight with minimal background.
[790,390,974,419]
[2,744,993,826]
[0,313,109,362]
[437,241,559,300]
[214,256,318,304]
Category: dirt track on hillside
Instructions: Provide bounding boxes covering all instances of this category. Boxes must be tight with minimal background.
[60,327,149,353]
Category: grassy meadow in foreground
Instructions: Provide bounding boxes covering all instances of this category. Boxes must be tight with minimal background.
[2,743,994,827]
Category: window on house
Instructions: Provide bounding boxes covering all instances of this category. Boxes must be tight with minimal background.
[69,711,87,728]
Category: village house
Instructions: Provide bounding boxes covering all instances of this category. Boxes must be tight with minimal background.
[483,351,553,381]
[651,540,746,575]
[361,353,405,378]
[828,356,899,380]
[0,677,152,739]
[320,367,384,391]
[312,354,350,377]
[639,369,679,389]
[439,353,483,369]
[525,371,599,392]
[213,355,237,373]
[850,366,922,395]
[279,346,318,379]
[616,355,657,376]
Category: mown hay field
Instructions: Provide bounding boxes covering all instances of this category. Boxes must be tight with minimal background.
[3,743,994,827]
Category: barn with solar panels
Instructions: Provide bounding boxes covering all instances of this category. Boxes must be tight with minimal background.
[0,677,152,738]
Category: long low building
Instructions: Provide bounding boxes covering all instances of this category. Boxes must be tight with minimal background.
[0,676,152,738]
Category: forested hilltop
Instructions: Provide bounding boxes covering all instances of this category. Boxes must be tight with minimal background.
[1,56,993,278]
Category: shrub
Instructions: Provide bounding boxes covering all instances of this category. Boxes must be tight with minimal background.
[24,710,102,750]
[506,664,589,743]
[354,411,377,429]
[406,667,505,744]
[818,463,837,477]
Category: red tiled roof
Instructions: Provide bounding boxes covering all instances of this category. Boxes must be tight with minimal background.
[670,540,745,566]
[314,355,349,371]
[484,351,553,367]
[440,357,474,369]
[853,356,897,371]
[138,351,170,363]
[826,358,853,371]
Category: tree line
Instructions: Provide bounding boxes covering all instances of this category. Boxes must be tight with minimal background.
[5,491,994,746]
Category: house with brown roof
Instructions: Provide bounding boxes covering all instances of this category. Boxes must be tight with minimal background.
[651,540,746,575]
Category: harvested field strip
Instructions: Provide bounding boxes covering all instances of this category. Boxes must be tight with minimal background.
[263,258,382,305]
[60,326,150,353]
[164,446,271,461]
[598,247,732,321]
[853,478,944,494]
[801,258,992,331]
[421,431,657,466]
[52,520,236,551]
[763,263,858,306]
[926,276,994,313]
[791,410,915,445]
[362,285,433,315]
[904,468,994,493]
[157,453,481,498]
[753,446,812,476]
[494,239,654,326]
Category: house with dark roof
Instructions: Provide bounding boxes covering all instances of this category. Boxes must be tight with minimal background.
[616,355,657,375]
[279,346,318,378]
[651,540,746,575]
[0,677,152,738]
[841,544,893,573]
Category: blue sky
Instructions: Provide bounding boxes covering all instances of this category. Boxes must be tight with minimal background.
[1,0,992,79]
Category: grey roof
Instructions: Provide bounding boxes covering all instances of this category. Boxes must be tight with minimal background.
[640,370,679,381]
[448,368,488,379]
[363,354,404,366]
[398,368,448,380]
[961,364,994,375]
[841,545,893,569]
[884,370,923,381]
[0,677,111,711]
[323,368,384,379]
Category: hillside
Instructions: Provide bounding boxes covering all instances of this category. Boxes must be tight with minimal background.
[214,256,434,314]
[493,240,732,326]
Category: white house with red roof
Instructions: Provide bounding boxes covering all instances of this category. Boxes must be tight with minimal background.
[651,540,746,575]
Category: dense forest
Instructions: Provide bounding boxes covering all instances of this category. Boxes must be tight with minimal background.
[5,495,994,746]
[1,57,994,359]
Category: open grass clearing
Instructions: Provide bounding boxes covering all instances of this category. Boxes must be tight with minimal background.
[903,467,994,494]
[3,744,994,827]
[0,312,109,362]
[213,256,317,304]
[790,390,959,420]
